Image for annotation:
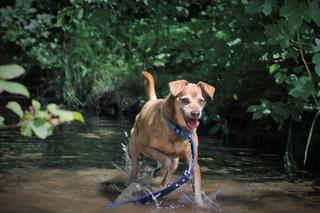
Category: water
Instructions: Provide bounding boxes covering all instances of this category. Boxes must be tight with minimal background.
[0,116,319,213]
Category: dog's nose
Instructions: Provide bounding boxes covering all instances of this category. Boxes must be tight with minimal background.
[191,111,200,118]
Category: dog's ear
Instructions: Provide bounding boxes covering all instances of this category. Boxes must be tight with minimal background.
[197,81,215,100]
[168,80,188,97]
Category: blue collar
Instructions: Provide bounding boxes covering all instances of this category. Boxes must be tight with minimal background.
[163,116,194,139]
[163,116,196,160]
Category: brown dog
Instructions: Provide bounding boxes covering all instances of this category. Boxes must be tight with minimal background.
[128,71,215,207]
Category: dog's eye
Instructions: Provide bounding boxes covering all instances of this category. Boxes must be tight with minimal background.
[199,99,206,105]
[181,98,190,104]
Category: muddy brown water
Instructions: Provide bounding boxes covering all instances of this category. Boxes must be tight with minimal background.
[0,116,319,213]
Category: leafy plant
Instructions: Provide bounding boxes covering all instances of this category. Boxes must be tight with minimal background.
[0,64,30,98]
[0,64,84,139]
[245,0,320,168]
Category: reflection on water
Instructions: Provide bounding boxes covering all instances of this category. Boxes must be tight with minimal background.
[0,117,130,170]
[0,116,320,213]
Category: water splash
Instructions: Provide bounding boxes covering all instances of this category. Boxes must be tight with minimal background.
[113,131,155,184]
[203,190,221,212]
[145,188,162,208]
[110,132,159,205]
[177,191,221,212]
[111,131,132,180]
[111,131,222,212]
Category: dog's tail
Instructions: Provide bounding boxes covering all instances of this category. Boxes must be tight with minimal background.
[142,71,157,100]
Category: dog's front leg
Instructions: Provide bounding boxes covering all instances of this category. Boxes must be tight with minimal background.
[184,155,203,207]
[184,135,204,207]
[193,160,204,206]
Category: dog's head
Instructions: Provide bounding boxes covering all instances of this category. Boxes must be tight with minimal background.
[168,80,215,129]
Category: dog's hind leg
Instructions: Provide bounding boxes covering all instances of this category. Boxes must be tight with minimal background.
[128,128,139,182]
[141,147,172,187]
[170,158,179,174]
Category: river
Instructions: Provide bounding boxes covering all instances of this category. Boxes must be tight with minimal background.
[0,116,319,212]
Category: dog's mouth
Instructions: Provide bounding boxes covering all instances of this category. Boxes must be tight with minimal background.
[180,109,201,129]
[186,118,200,129]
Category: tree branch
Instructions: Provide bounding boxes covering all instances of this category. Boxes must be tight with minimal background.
[296,30,320,109]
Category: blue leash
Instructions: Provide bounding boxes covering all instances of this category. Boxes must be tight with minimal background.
[106,117,196,210]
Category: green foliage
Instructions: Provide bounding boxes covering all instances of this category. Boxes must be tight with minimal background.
[247,99,290,123]
[7,100,85,139]
[47,103,84,123]
[0,64,30,97]
[0,0,269,109]
[245,0,320,166]
[0,64,25,79]
[312,53,320,76]
[6,101,24,118]
[0,64,84,139]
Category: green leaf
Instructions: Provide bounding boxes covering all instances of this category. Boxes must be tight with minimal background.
[0,64,25,80]
[269,64,280,74]
[227,38,241,46]
[6,101,23,118]
[261,99,271,106]
[48,104,73,122]
[72,112,84,123]
[271,113,284,123]
[30,119,53,139]
[309,1,320,27]
[289,87,304,98]
[32,100,41,113]
[252,111,264,119]
[47,103,58,112]
[215,31,227,39]
[38,111,50,119]
[289,77,313,99]
[271,102,289,118]
[299,1,311,22]
[280,0,303,29]
[20,122,33,137]
[47,103,84,123]
[262,1,272,15]
[274,72,287,84]
[22,112,34,121]
[77,8,84,19]
[0,79,30,97]
[274,73,287,84]
[312,53,320,65]
[315,65,320,77]
[247,105,258,112]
